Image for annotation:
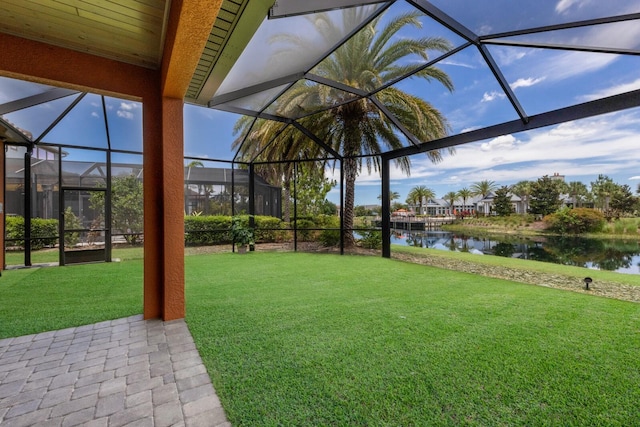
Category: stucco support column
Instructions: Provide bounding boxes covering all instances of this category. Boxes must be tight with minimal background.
[160,97,185,320]
[143,95,185,321]
[0,142,4,270]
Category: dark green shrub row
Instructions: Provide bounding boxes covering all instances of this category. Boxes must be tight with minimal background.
[254,216,282,242]
[318,216,341,247]
[6,216,58,250]
[184,215,232,245]
[544,208,605,234]
[184,215,286,245]
[292,215,341,245]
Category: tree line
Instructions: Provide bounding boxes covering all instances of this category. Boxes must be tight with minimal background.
[360,175,640,219]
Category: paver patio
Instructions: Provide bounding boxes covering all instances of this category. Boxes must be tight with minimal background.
[0,315,229,427]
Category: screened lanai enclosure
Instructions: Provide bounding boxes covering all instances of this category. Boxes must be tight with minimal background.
[1,0,640,265]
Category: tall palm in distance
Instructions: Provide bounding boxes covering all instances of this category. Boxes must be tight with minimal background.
[456,188,473,218]
[567,181,589,208]
[471,179,498,216]
[378,191,401,204]
[444,191,458,216]
[234,10,455,246]
[471,180,497,199]
[406,185,435,215]
[511,180,532,214]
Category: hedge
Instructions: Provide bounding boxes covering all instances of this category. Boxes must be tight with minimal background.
[184,215,285,246]
[6,216,58,250]
[184,215,232,245]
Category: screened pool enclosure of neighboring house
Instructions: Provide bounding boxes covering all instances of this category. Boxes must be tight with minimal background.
[0,77,283,267]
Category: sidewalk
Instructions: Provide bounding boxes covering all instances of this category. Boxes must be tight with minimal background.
[0,315,230,426]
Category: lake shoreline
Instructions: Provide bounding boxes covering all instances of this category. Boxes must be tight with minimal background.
[391,248,640,303]
[441,220,640,241]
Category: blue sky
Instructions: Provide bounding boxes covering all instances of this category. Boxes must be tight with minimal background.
[185,0,640,206]
[2,0,640,208]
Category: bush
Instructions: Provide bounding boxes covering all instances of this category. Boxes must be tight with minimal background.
[184,215,231,245]
[184,215,284,245]
[293,219,316,242]
[63,207,82,247]
[358,230,382,249]
[543,208,605,234]
[30,218,58,249]
[5,216,25,247]
[318,216,341,247]
[254,216,283,242]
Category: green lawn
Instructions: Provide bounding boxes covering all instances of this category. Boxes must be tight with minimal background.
[5,246,145,266]
[0,260,143,338]
[2,251,640,425]
[186,252,640,426]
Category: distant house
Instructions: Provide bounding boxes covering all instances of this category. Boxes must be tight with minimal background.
[476,193,525,215]
[408,196,481,217]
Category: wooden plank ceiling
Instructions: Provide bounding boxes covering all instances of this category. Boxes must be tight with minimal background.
[0,0,262,104]
[0,0,170,69]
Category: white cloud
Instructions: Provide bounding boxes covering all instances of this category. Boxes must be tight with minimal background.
[440,59,476,69]
[579,78,640,102]
[518,20,640,84]
[481,91,506,102]
[555,0,583,14]
[116,102,139,120]
[480,134,518,152]
[91,112,99,118]
[119,102,136,111]
[117,110,134,120]
[629,176,640,180]
[510,77,545,90]
[492,48,527,67]
[385,110,640,194]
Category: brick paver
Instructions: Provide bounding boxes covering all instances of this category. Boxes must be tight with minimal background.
[0,315,230,426]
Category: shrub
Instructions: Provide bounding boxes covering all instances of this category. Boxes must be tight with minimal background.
[318,216,341,247]
[358,230,382,249]
[30,218,58,249]
[254,216,283,242]
[543,207,605,234]
[63,207,82,247]
[293,219,316,242]
[184,215,231,245]
[184,215,284,245]
[5,216,25,247]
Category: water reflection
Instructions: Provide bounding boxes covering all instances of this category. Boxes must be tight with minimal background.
[393,230,640,274]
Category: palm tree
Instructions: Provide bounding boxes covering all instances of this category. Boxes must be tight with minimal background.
[470,180,497,199]
[511,180,532,214]
[406,185,435,215]
[471,179,497,216]
[591,174,618,212]
[185,160,204,214]
[567,181,588,208]
[234,10,454,246]
[444,191,458,216]
[233,123,320,223]
[378,191,400,204]
[457,188,473,218]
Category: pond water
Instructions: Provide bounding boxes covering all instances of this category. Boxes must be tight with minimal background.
[391,230,640,275]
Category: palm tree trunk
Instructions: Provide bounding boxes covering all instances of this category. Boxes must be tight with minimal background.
[283,177,291,224]
[343,156,357,247]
